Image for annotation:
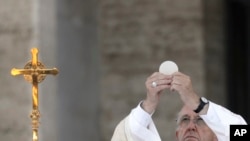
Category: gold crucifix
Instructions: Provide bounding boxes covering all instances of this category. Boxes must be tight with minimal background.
[10,47,59,141]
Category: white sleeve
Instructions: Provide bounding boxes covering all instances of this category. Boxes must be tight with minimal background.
[126,102,161,141]
[200,101,247,141]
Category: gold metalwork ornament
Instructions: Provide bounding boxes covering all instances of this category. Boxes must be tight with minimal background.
[24,62,46,83]
[10,47,59,141]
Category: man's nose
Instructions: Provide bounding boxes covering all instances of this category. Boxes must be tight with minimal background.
[187,120,197,130]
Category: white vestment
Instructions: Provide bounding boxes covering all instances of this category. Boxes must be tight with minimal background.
[111,101,247,141]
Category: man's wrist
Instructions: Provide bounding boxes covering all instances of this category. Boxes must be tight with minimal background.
[141,100,156,115]
[193,97,209,114]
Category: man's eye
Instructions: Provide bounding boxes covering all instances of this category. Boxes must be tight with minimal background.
[182,117,189,121]
[196,117,205,125]
[181,117,190,122]
[196,117,203,122]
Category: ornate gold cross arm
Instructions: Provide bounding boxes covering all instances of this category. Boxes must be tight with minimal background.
[10,47,59,141]
[11,68,58,76]
[11,69,33,76]
[11,48,58,81]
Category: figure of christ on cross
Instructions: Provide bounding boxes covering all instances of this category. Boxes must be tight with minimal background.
[11,48,58,141]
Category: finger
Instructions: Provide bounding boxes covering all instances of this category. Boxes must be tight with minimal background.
[150,74,173,84]
[153,79,173,87]
[170,82,181,91]
[148,77,173,90]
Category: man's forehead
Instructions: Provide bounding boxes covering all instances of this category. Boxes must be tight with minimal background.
[179,105,199,117]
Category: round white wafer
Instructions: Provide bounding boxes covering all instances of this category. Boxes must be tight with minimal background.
[159,60,178,75]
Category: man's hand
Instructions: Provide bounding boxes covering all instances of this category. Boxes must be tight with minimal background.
[170,72,200,111]
[143,72,172,114]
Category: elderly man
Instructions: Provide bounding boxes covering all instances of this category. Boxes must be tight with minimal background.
[111,72,247,141]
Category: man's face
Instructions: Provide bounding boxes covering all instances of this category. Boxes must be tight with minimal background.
[175,106,217,141]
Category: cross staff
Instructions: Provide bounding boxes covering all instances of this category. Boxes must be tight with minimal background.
[11,48,59,141]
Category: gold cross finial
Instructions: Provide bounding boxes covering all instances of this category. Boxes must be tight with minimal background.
[11,47,59,141]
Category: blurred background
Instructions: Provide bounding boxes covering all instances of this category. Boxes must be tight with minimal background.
[0,0,249,140]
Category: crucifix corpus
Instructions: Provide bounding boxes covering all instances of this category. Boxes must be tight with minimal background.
[10,47,59,141]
